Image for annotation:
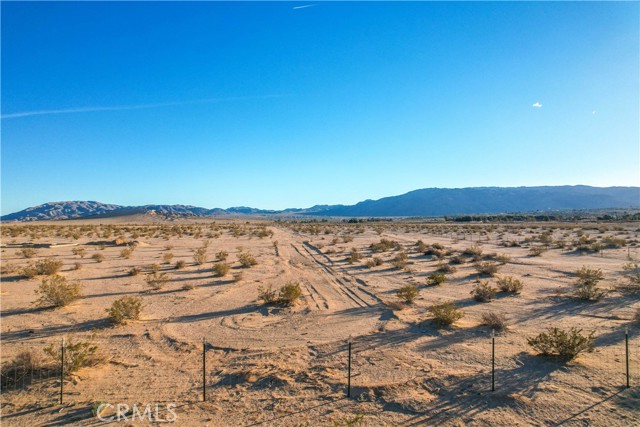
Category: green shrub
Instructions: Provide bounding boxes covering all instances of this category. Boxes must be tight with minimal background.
[496,275,523,293]
[44,338,103,374]
[397,284,419,304]
[429,302,464,327]
[573,266,606,301]
[213,262,231,277]
[238,252,258,268]
[527,327,595,360]
[106,296,142,324]
[35,274,83,307]
[145,272,169,291]
[278,281,302,306]
[258,285,278,304]
[471,281,497,302]
[427,272,447,286]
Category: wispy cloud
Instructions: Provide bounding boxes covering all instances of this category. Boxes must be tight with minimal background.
[292,4,316,10]
[1,94,288,120]
[532,102,542,108]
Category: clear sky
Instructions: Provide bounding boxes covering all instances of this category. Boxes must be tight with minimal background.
[1,1,638,214]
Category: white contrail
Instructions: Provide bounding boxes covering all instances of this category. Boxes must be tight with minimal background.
[1,94,288,120]
[292,4,316,10]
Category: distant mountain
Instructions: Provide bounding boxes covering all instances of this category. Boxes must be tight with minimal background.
[2,186,638,221]
[312,186,640,217]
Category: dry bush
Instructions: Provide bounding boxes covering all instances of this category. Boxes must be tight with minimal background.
[213,262,231,277]
[238,252,258,268]
[17,248,37,258]
[21,264,39,279]
[449,254,466,265]
[278,281,302,306]
[44,338,103,374]
[573,266,606,301]
[120,247,133,259]
[91,253,104,263]
[216,250,229,261]
[232,272,243,283]
[258,285,278,304]
[128,267,141,276]
[1,351,47,389]
[145,272,169,291]
[427,272,446,286]
[346,248,362,264]
[527,327,594,360]
[35,257,63,275]
[474,261,500,276]
[529,246,547,257]
[481,311,508,331]
[193,247,207,265]
[72,262,82,271]
[162,253,174,264]
[149,263,161,273]
[72,247,86,258]
[370,238,401,253]
[429,302,464,327]
[175,260,186,270]
[415,240,428,253]
[35,275,83,307]
[494,253,511,264]
[106,296,142,324]
[397,284,419,304]
[182,283,195,291]
[619,261,640,292]
[471,281,497,302]
[496,275,523,293]
[436,262,456,274]
[462,244,483,260]
[602,236,626,248]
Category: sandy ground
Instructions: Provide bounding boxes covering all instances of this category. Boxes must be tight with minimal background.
[1,219,639,426]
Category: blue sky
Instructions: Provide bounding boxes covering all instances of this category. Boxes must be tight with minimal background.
[1,1,638,214]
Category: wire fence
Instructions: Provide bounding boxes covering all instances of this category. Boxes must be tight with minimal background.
[2,329,639,421]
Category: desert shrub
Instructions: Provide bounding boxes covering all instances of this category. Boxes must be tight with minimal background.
[193,247,207,265]
[529,246,547,257]
[213,262,231,277]
[602,236,626,248]
[278,281,302,306]
[216,250,229,261]
[429,302,464,327]
[232,272,243,283]
[481,311,508,331]
[397,284,419,304]
[369,239,401,253]
[474,261,500,276]
[346,248,362,264]
[91,253,104,263]
[471,281,497,302]
[120,247,133,259]
[365,259,376,268]
[494,253,511,264]
[175,260,186,270]
[44,338,103,374]
[17,248,37,258]
[635,308,640,323]
[162,253,174,264]
[106,296,142,324]
[35,274,83,307]
[573,266,606,301]
[128,267,141,276]
[145,272,169,291]
[182,283,195,291]
[415,240,428,253]
[238,252,258,268]
[496,275,523,293]
[164,244,174,251]
[527,327,595,360]
[619,261,640,292]
[149,263,161,273]
[427,272,447,286]
[258,285,278,304]
[423,246,446,259]
[449,254,466,265]
[436,262,456,274]
[21,264,39,279]
[72,262,82,271]
[35,257,63,275]
[72,247,86,258]
[463,244,483,260]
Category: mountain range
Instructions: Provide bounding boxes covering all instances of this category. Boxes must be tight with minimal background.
[2,185,638,222]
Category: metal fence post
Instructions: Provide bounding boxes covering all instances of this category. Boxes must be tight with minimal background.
[60,337,65,405]
[202,338,207,402]
[491,329,495,392]
[625,327,630,388]
[347,342,352,398]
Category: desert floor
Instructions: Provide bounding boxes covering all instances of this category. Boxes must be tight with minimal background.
[1,218,639,426]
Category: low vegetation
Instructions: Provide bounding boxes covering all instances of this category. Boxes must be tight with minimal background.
[471,281,497,302]
[429,302,464,327]
[258,281,302,306]
[106,296,143,324]
[481,311,508,331]
[34,275,83,308]
[496,275,523,293]
[527,327,595,360]
[397,283,419,304]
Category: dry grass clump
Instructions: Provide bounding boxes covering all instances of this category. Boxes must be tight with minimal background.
[462,244,483,261]
[427,272,447,286]
[346,248,362,264]
[471,280,497,302]
[128,267,141,276]
[175,260,187,270]
[238,252,258,268]
[193,247,207,265]
[370,238,401,253]
[436,261,456,274]
[619,261,640,291]
[213,262,231,277]
[35,257,64,275]
[496,275,523,293]
[72,247,86,258]
[529,246,547,257]
[481,311,508,331]
[35,275,83,308]
[429,302,464,327]
[106,296,142,324]
[145,272,169,291]
[91,253,104,263]
[258,281,302,306]
[16,248,37,258]
[449,254,466,265]
[162,253,174,264]
[216,250,229,261]
[474,261,500,276]
[397,283,419,304]
[573,266,606,301]
[120,247,133,259]
[527,327,594,361]
[1,351,47,389]
[390,251,408,270]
